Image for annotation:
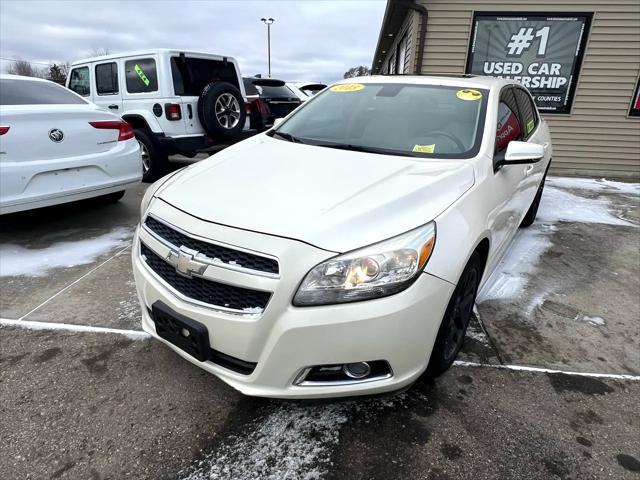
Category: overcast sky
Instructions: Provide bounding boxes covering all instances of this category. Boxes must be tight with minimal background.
[0,0,386,83]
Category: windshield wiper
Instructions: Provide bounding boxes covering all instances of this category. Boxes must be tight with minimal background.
[320,143,386,154]
[271,131,305,144]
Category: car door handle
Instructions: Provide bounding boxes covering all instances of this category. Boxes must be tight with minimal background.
[108,104,119,110]
[525,165,534,176]
[543,142,550,150]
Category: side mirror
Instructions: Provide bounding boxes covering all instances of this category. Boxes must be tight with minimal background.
[273,118,284,127]
[503,141,545,164]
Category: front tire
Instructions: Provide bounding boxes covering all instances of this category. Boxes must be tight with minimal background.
[519,168,549,228]
[135,129,167,183]
[427,252,482,376]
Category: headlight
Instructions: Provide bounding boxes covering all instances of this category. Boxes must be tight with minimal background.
[140,171,180,217]
[293,222,436,306]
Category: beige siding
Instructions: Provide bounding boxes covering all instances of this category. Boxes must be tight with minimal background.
[380,10,419,74]
[412,0,640,179]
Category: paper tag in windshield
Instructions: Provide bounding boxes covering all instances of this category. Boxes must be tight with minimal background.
[456,89,482,101]
[413,144,435,153]
[330,83,365,92]
[527,119,535,134]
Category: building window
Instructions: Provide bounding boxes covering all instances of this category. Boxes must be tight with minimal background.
[466,13,592,114]
[629,77,640,117]
[396,33,408,74]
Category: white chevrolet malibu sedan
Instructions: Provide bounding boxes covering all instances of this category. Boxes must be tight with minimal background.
[133,75,552,398]
[0,74,141,214]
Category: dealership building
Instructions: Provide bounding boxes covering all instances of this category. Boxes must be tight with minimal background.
[372,0,640,179]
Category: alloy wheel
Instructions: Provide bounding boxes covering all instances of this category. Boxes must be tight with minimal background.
[215,93,241,129]
[138,141,150,174]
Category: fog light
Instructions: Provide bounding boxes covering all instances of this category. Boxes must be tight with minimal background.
[343,362,371,379]
[180,328,190,338]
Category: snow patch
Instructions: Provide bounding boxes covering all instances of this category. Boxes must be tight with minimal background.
[583,315,606,326]
[0,228,132,277]
[539,182,635,226]
[547,176,640,195]
[181,403,349,480]
[478,225,553,302]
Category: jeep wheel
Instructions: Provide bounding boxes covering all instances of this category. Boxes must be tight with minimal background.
[135,129,167,183]
[198,82,246,141]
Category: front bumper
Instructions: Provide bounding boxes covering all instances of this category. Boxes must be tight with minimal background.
[133,201,454,398]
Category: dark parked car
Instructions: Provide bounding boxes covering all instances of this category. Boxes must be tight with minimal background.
[243,77,301,131]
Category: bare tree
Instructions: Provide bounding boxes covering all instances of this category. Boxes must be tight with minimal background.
[89,47,111,57]
[6,58,45,78]
[343,66,371,79]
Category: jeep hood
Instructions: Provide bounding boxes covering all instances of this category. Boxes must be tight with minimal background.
[157,135,474,252]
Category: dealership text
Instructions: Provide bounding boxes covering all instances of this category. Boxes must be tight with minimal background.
[483,62,567,89]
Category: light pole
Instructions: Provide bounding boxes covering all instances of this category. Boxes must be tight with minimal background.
[260,17,275,78]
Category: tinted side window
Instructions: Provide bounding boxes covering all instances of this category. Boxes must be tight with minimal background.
[513,88,538,138]
[171,57,239,96]
[125,58,158,93]
[496,89,522,153]
[1,78,86,105]
[68,67,90,96]
[96,62,119,95]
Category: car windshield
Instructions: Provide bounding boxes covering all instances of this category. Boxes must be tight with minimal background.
[272,82,488,158]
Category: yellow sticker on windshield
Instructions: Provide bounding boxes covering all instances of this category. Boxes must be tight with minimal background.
[330,83,365,92]
[413,144,435,154]
[456,89,482,101]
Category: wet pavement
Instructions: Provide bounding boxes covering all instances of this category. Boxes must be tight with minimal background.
[1,172,638,479]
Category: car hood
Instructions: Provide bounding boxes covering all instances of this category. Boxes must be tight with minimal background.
[158,135,474,252]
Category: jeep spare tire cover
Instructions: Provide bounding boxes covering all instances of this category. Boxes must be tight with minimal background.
[198,81,246,140]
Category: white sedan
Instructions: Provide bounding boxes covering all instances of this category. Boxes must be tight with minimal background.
[134,75,552,398]
[0,74,141,214]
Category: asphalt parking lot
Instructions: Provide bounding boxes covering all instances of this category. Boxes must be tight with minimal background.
[1,164,639,479]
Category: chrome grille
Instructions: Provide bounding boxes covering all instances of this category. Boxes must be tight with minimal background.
[140,243,271,312]
[144,216,279,275]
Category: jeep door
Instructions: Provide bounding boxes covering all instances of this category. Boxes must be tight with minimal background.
[92,61,122,114]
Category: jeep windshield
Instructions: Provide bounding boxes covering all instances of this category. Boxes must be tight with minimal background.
[270,83,489,159]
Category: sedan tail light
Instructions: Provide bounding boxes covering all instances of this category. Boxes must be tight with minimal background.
[89,120,134,141]
[0,126,9,135]
[165,103,182,121]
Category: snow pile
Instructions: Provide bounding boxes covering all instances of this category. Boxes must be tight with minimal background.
[0,227,132,277]
[182,402,349,480]
[478,176,639,304]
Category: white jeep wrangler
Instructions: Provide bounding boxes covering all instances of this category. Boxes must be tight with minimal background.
[67,49,247,181]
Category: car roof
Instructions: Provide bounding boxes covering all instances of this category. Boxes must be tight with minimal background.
[334,75,512,91]
[71,48,239,66]
[0,73,51,83]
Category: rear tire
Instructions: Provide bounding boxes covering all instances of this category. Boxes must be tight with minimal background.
[427,252,482,376]
[135,129,167,183]
[520,167,549,228]
[198,82,246,141]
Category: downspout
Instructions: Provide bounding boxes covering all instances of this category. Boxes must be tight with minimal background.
[397,1,428,74]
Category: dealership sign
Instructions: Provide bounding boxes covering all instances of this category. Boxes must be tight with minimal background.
[466,13,592,114]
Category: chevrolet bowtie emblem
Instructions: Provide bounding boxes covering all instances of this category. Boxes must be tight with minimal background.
[167,246,208,278]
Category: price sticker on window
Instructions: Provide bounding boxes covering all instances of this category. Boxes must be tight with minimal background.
[330,83,365,93]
